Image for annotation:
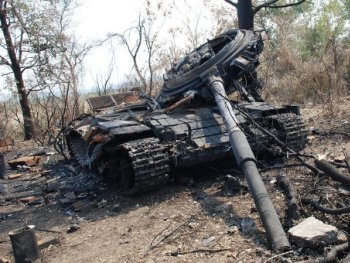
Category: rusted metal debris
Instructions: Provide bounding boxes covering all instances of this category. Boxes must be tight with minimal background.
[0,138,14,153]
[7,156,42,169]
[87,91,142,112]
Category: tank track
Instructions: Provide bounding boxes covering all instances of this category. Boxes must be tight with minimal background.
[67,134,171,195]
[266,113,308,153]
[247,127,270,155]
[119,138,171,195]
[66,132,89,166]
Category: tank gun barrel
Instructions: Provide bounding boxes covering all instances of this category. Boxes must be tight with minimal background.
[209,75,290,251]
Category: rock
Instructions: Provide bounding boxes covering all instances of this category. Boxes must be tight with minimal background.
[240,217,256,235]
[97,199,107,208]
[67,224,80,233]
[45,177,61,192]
[64,192,76,200]
[333,154,346,162]
[288,216,338,247]
[111,203,121,212]
[0,256,9,263]
[72,199,94,212]
[202,236,216,247]
[59,198,74,207]
[223,175,241,196]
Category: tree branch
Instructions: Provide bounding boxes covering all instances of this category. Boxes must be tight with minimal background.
[223,0,237,8]
[301,198,350,215]
[255,0,306,14]
[0,55,10,66]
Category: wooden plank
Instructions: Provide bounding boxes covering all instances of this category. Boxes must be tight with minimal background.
[19,196,37,204]
[8,156,42,168]
[8,173,23,179]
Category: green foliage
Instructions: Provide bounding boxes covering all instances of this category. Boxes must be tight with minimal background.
[298,0,349,60]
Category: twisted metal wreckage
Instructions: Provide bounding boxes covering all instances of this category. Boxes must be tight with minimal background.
[62,29,308,250]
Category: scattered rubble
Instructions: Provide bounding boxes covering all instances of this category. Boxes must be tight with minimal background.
[66,224,80,233]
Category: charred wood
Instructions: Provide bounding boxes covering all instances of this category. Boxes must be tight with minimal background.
[0,152,6,179]
[315,159,350,186]
[314,242,349,263]
[277,176,300,220]
[301,198,350,215]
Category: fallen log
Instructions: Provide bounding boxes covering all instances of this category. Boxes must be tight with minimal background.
[277,176,300,220]
[315,158,350,186]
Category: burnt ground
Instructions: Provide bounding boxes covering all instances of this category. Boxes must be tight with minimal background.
[0,98,350,263]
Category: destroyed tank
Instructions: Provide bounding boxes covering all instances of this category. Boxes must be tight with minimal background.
[64,29,308,195]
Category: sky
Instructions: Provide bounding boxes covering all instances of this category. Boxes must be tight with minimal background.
[0,0,223,100]
[73,0,218,91]
[73,0,142,90]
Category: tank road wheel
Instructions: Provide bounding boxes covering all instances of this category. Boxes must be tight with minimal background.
[101,153,134,193]
[99,138,171,195]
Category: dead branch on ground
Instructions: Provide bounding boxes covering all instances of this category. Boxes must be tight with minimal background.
[169,247,233,256]
[301,198,350,215]
[277,175,300,220]
[314,242,349,263]
[315,159,350,186]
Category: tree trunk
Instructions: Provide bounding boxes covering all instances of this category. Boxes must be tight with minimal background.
[0,3,35,140]
[16,82,35,140]
[237,0,255,30]
[235,0,263,101]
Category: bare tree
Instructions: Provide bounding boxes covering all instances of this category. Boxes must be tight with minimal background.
[0,0,88,140]
[107,15,148,92]
[0,0,35,140]
[93,50,116,96]
[106,1,172,95]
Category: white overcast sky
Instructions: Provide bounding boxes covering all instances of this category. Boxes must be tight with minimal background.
[73,0,219,90]
[74,0,141,40]
[73,0,142,89]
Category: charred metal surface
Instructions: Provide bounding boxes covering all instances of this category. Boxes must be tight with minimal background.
[65,29,308,196]
[64,28,310,249]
